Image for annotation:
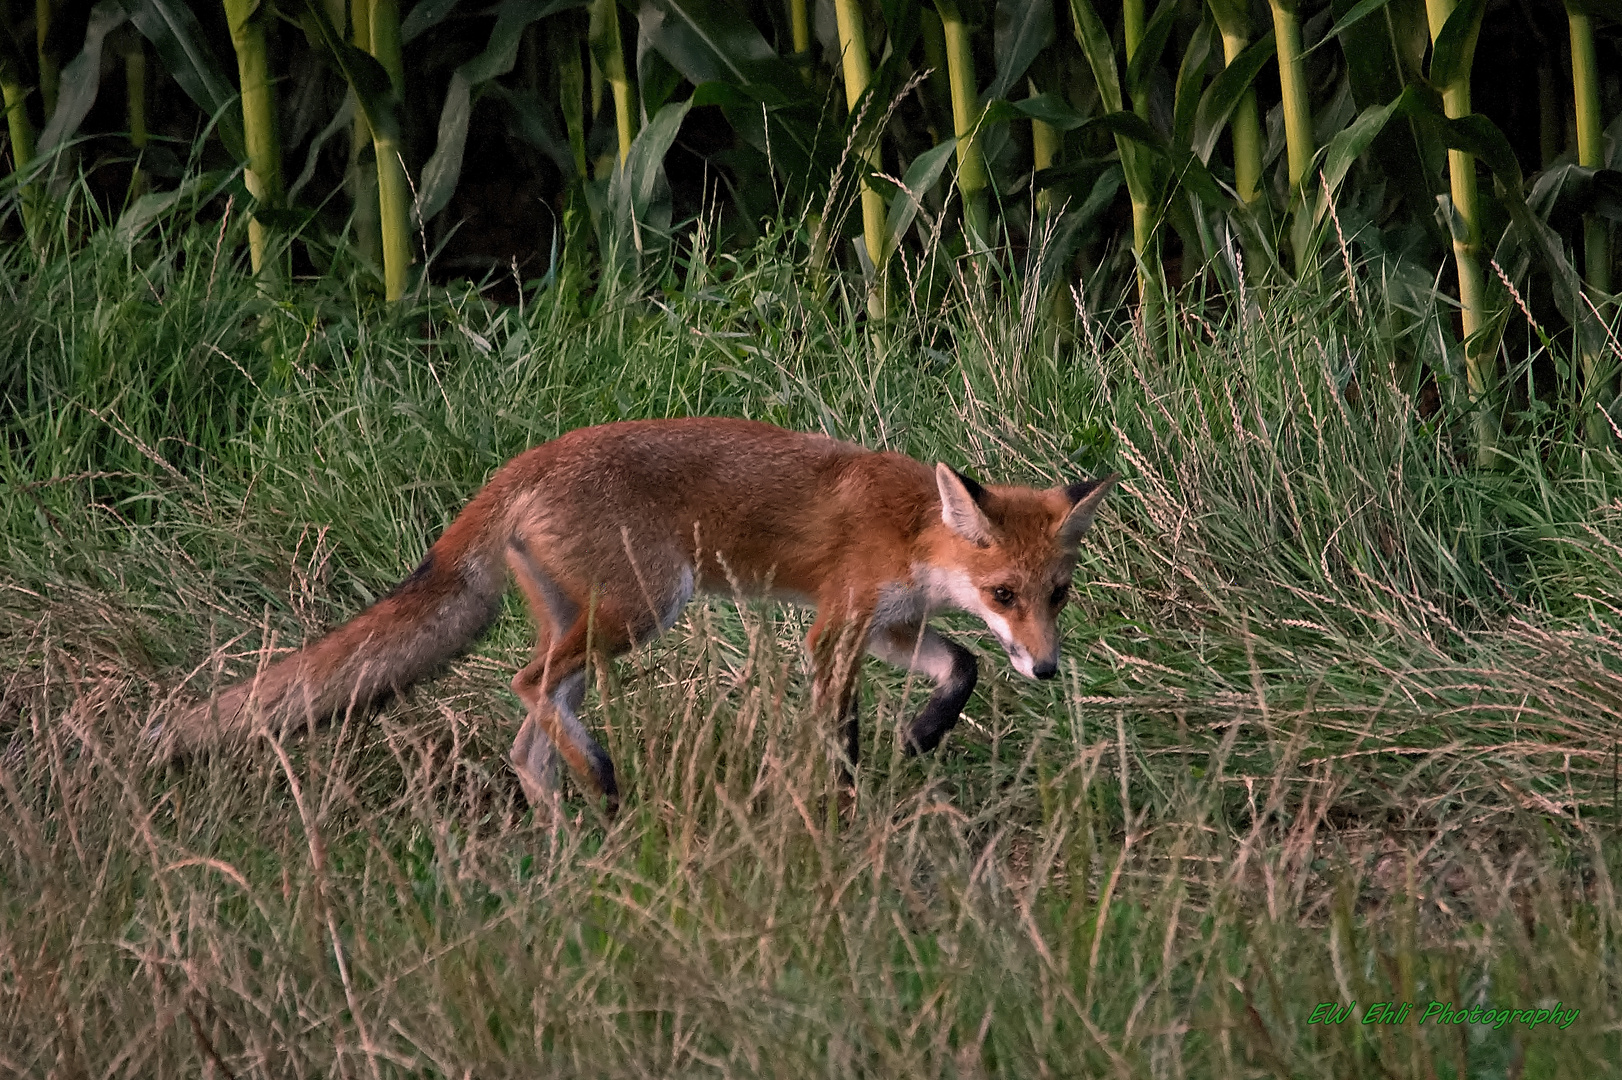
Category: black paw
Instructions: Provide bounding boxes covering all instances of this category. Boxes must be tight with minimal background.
[904,695,965,756]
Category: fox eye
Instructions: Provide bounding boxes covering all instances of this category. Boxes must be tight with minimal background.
[989,585,1016,607]
[1050,584,1070,607]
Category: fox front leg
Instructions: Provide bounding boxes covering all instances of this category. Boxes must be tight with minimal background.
[869,624,979,754]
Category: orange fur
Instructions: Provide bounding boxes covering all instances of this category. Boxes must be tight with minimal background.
[168,418,1116,814]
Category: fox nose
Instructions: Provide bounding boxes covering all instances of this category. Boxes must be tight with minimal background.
[1032,660,1058,680]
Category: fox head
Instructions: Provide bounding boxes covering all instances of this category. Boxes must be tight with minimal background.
[931,464,1117,680]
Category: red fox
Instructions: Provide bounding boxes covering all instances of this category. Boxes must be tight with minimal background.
[168,418,1115,814]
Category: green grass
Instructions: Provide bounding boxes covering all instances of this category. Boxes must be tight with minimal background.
[2,210,1620,1077]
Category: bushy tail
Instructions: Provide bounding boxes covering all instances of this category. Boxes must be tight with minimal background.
[162,490,511,756]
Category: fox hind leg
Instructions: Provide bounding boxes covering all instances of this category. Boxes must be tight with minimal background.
[807,610,870,808]
[510,624,621,815]
[506,536,624,816]
[510,708,561,810]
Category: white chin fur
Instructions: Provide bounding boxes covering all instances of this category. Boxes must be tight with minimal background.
[1008,651,1036,678]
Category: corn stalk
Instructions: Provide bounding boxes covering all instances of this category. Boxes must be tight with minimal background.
[832,0,887,317]
[789,0,811,79]
[1070,0,1161,355]
[1567,3,1614,442]
[1,52,40,246]
[367,0,412,301]
[1267,0,1312,187]
[1426,0,1496,464]
[1123,0,1159,345]
[1208,0,1261,205]
[223,0,283,284]
[1267,0,1313,267]
[1030,77,1058,217]
[936,0,989,251]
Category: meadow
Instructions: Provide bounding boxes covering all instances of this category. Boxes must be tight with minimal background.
[3,214,1620,1077]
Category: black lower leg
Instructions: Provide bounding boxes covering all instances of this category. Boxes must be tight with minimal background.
[905,643,978,756]
[839,687,860,780]
[591,747,620,817]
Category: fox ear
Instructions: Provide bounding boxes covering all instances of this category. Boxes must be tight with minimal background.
[1056,472,1118,547]
[936,464,995,546]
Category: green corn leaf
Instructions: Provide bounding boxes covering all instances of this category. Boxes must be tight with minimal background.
[1173,14,1216,148]
[635,2,830,192]
[114,168,227,245]
[1308,96,1400,254]
[979,91,1226,209]
[1428,0,1484,88]
[417,77,474,226]
[488,84,576,177]
[981,92,1088,130]
[1068,0,1123,114]
[1317,95,1398,199]
[1190,29,1274,162]
[1042,162,1125,231]
[293,0,399,144]
[1077,109,1226,204]
[1305,0,1395,57]
[686,79,771,110]
[1332,0,1437,241]
[876,0,924,79]
[608,97,692,253]
[985,0,1055,102]
[1523,163,1622,226]
[400,0,463,44]
[39,1,127,153]
[1063,3,1162,242]
[1430,110,1522,191]
[464,0,584,86]
[1496,177,1599,352]
[682,79,829,196]
[1349,83,1521,191]
[880,138,958,266]
[124,0,244,159]
[636,0,801,98]
[1125,0,1180,99]
[555,19,587,179]
[1035,164,1125,288]
[1032,155,1118,191]
[287,94,354,203]
[417,0,586,225]
[1067,162,1125,236]
[639,45,685,117]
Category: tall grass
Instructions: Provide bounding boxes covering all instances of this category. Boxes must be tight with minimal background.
[2,208,1620,1076]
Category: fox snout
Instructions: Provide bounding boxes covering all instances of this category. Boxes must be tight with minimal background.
[1000,631,1061,681]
